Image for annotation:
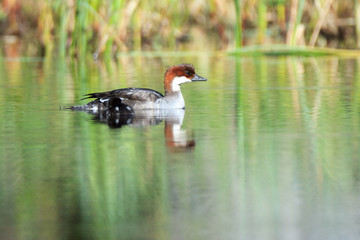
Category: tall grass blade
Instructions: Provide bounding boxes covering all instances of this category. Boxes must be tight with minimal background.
[257,0,267,44]
[355,0,360,48]
[286,0,305,45]
[309,0,333,47]
[234,0,243,48]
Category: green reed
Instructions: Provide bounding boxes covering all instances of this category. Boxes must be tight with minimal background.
[234,0,242,48]
[355,0,360,48]
[257,0,267,44]
[1,0,360,56]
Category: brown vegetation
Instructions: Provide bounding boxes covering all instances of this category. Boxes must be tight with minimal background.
[0,0,359,56]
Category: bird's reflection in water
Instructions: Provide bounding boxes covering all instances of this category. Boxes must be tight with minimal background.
[81,105,195,151]
[164,114,195,152]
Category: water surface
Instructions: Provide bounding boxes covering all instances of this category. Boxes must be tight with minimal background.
[1,54,360,240]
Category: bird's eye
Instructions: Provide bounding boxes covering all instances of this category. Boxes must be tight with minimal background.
[185,70,190,75]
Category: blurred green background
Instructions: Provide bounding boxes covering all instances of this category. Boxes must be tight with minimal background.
[1,0,360,57]
[2,53,360,240]
[2,1,360,239]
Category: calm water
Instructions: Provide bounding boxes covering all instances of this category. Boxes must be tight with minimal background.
[1,54,360,240]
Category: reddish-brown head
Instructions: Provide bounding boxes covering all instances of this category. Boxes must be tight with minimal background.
[164,64,206,95]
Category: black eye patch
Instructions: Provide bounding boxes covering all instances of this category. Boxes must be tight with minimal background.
[185,70,193,76]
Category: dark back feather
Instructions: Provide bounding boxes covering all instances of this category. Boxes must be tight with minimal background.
[81,88,164,102]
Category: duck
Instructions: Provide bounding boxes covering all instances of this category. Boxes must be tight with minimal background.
[70,63,207,111]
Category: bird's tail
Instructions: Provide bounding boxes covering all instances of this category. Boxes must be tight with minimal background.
[59,105,85,111]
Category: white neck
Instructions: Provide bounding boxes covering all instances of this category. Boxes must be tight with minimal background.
[157,91,185,109]
[171,76,191,92]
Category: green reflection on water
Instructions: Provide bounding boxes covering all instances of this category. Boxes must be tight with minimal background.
[1,54,360,240]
